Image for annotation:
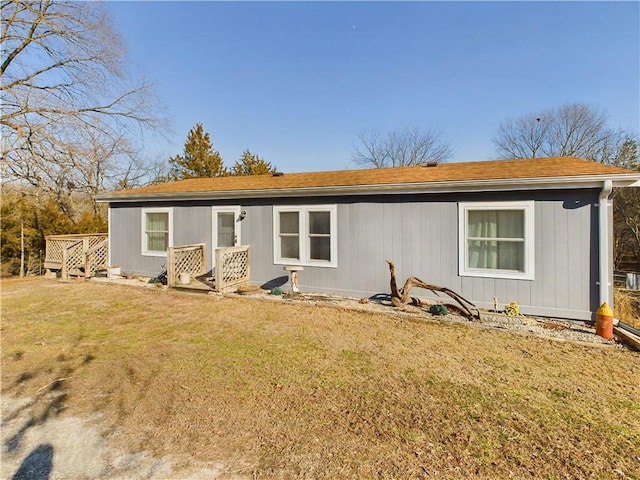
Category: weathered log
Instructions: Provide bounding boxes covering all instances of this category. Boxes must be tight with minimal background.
[386,260,481,320]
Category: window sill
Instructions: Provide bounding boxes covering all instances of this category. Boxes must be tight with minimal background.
[274,259,337,269]
[460,269,534,281]
[142,251,167,257]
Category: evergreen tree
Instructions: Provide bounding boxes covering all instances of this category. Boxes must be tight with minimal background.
[168,123,226,180]
[230,150,276,176]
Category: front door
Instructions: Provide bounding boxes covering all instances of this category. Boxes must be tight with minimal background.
[212,207,241,248]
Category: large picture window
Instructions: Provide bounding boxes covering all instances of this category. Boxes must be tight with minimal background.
[274,205,337,267]
[459,201,534,280]
[142,207,173,256]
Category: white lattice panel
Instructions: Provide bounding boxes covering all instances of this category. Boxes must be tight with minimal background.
[214,246,250,292]
[167,244,206,285]
[221,250,248,283]
[175,250,204,275]
[46,239,79,263]
[87,234,108,249]
[87,240,108,276]
[65,241,84,272]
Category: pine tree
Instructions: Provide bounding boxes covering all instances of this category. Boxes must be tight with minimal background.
[230,149,276,176]
[168,123,226,180]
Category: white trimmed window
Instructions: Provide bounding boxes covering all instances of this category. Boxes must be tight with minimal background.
[273,205,337,268]
[459,201,534,280]
[142,207,173,256]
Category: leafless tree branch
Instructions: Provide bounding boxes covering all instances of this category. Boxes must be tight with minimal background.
[1,0,167,212]
[352,127,453,168]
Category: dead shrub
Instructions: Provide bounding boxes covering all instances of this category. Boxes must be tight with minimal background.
[614,288,640,328]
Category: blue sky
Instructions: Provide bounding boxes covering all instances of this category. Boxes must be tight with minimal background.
[107,1,640,173]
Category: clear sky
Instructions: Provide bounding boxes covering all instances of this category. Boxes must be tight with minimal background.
[107,1,640,173]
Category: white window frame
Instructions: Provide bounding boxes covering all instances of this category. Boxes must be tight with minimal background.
[458,201,534,280]
[212,206,242,249]
[273,205,338,268]
[141,207,173,257]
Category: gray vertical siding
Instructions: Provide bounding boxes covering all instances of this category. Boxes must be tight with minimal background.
[108,188,600,320]
[174,205,213,270]
[110,202,213,276]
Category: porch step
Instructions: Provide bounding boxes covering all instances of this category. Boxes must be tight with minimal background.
[170,279,216,293]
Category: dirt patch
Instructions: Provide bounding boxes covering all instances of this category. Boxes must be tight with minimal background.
[3,394,133,479]
[2,277,639,479]
[1,393,235,479]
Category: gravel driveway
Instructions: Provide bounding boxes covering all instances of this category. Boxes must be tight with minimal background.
[1,395,241,480]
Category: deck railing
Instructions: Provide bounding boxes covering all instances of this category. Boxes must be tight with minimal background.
[167,243,250,292]
[44,233,109,278]
[215,245,250,292]
[167,243,207,286]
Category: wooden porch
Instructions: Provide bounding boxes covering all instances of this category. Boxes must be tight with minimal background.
[43,235,250,292]
[167,243,250,293]
[44,233,109,279]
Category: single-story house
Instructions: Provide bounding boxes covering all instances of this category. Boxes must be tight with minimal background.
[96,156,640,321]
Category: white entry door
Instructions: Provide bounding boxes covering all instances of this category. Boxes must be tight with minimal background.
[212,207,241,248]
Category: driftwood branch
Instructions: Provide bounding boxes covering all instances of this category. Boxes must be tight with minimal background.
[386,260,480,320]
[36,376,72,393]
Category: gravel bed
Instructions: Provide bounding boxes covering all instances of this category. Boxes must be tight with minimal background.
[269,292,623,348]
[90,278,625,348]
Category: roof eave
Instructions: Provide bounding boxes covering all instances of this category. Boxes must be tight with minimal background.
[95,173,640,203]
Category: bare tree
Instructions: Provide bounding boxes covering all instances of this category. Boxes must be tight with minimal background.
[492,113,549,159]
[614,187,640,271]
[1,0,164,212]
[493,103,630,165]
[494,104,640,271]
[352,127,453,168]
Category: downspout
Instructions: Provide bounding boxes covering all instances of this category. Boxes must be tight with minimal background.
[107,205,112,268]
[598,180,613,308]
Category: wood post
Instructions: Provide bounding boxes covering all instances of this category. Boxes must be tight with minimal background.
[83,238,90,278]
[215,248,223,292]
[200,244,206,277]
[167,247,175,286]
[20,222,24,278]
[245,246,250,283]
[61,249,68,279]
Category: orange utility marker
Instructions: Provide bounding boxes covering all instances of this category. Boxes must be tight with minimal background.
[595,303,614,340]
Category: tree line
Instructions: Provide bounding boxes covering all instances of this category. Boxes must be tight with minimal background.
[164,122,276,181]
[1,1,638,275]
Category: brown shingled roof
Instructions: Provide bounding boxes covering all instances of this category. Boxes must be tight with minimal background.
[100,157,638,199]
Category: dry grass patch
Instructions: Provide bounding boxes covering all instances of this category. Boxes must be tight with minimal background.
[615,288,640,328]
[2,278,639,479]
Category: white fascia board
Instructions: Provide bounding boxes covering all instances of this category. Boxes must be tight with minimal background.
[95,173,640,203]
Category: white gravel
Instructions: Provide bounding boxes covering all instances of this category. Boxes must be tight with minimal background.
[266,291,624,348]
[0,395,240,480]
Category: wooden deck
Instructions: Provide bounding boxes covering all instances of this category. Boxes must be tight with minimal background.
[44,233,108,279]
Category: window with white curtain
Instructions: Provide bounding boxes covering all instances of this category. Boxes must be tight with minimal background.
[273,205,337,267]
[458,201,534,280]
[142,207,173,256]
